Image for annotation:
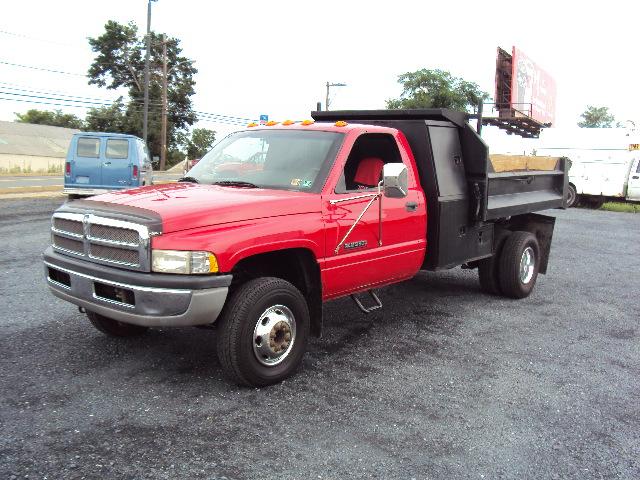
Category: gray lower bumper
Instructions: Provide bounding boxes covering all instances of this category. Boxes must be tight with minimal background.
[45,262,229,328]
[63,187,117,196]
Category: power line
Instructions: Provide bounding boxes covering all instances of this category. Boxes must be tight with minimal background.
[0,60,86,77]
[0,85,255,124]
[1,96,252,128]
[0,83,163,106]
[0,29,81,48]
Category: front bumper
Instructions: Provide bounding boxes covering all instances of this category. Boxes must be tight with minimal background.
[44,247,231,328]
[63,187,119,196]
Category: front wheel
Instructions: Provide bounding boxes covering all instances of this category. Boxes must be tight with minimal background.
[86,311,148,337]
[216,277,310,387]
[498,231,540,299]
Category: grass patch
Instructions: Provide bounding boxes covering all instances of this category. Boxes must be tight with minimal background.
[601,202,640,213]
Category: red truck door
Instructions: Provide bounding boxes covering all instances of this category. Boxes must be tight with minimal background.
[321,132,426,299]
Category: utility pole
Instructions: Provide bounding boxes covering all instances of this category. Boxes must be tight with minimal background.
[142,0,156,146]
[160,35,168,171]
[325,81,347,111]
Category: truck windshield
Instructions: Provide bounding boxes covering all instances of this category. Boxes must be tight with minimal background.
[186,129,343,192]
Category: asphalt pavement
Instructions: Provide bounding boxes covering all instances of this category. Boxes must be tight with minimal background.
[0,198,639,479]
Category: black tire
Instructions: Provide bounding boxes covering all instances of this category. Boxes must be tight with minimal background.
[216,277,310,387]
[498,231,540,299]
[86,310,148,337]
[566,184,578,208]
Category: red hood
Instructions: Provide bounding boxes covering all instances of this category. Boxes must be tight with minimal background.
[87,183,320,233]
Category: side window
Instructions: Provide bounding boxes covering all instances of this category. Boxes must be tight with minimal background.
[636,159,640,174]
[106,139,129,159]
[77,137,99,158]
[336,133,402,193]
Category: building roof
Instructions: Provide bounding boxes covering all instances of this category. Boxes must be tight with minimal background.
[0,121,80,158]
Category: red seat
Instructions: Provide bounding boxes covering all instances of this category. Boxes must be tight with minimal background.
[353,157,384,187]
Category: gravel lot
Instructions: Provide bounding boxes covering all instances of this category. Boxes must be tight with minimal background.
[1,198,639,479]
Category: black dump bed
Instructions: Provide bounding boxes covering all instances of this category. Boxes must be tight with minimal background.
[312,109,569,270]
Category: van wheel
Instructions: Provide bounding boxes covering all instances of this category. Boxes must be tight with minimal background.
[86,311,148,337]
[498,231,540,299]
[216,277,309,387]
[566,184,578,208]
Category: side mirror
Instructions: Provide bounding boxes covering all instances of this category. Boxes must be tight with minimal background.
[382,163,408,198]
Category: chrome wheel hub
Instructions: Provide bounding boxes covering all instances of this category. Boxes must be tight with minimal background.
[519,246,535,284]
[252,305,296,366]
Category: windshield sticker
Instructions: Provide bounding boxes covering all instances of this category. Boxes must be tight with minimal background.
[290,178,301,186]
[301,180,313,188]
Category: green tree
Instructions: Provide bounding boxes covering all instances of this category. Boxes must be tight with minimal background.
[87,20,197,166]
[386,69,488,112]
[185,128,216,159]
[14,109,84,129]
[578,106,615,128]
[84,98,129,133]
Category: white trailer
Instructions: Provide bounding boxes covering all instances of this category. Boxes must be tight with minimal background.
[536,128,640,207]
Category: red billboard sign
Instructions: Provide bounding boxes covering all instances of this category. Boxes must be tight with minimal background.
[511,47,556,125]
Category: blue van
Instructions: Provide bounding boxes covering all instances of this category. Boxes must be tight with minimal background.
[64,132,152,197]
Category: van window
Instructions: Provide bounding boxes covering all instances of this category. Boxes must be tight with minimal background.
[77,137,99,158]
[106,139,129,159]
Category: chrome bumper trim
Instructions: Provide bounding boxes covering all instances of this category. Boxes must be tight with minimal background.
[44,262,228,327]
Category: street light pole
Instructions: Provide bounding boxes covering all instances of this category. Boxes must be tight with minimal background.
[142,0,155,146]
[326,81,347,111]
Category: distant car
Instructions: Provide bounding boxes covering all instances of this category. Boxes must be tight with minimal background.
[183,158,200,175]
[64,132,152,198]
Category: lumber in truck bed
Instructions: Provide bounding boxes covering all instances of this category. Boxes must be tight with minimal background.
[312,109,569,270]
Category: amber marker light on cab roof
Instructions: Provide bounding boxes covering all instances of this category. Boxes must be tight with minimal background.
[265,120,278,126]
[247,122,258,127]
[301,119,314,125]
[334,121,348,127]
[282,120,295,125]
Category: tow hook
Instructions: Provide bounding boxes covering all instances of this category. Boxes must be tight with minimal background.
[78,306,86,314]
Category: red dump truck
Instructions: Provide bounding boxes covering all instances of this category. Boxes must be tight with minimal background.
[44,109,569,386]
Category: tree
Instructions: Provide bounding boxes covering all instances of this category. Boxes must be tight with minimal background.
[87,21,197,166]
[184,128,216,159]
[84,98,129,133]
[386,69,489,112]
[14,109,84,129]
[578,106,615,128]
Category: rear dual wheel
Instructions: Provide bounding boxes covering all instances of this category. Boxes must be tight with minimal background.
[478,231,540,299]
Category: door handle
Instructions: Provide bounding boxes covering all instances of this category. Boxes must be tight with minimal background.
[405,201,418,212]
[633,176,639,179]
[103,161,111,166]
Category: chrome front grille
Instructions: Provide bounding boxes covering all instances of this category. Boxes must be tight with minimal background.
[51,212,151,271]
[89,223,139,244]
[53,217,84,236]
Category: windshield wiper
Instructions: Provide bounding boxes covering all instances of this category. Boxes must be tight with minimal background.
[178,176,200,183]
[212,180,258,188]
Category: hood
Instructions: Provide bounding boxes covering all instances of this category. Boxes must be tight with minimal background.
[85,182,320,233]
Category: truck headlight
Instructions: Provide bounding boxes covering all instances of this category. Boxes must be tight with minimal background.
[151,250,219,274]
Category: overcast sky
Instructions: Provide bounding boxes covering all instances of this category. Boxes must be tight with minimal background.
[1,0,638,151]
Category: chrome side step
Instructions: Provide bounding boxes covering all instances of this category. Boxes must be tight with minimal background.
[350,290,382,314]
